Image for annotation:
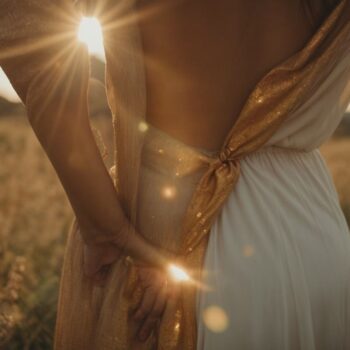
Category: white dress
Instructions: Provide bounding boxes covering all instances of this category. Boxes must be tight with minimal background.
[196,42,350,350]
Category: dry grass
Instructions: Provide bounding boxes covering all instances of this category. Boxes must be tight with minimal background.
[0,115,348,349]
[0,114,113,350]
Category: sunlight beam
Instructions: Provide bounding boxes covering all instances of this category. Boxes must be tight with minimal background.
[168,264,191,282]
[78,17,105,59]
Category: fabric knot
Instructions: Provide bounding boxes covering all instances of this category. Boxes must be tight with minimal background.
[219,147,235,164]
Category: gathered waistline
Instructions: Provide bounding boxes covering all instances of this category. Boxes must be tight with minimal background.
[244,145,318,158]
[143,123,317,164]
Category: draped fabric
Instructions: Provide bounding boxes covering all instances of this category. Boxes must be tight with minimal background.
[196,146,350,349]
[1,0,350,349]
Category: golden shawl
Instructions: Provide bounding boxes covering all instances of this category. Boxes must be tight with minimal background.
[1,0,350,349]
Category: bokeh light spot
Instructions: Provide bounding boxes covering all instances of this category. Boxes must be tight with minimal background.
[203,305,229,333]
[162,185,176,199]
[138,121,149,132]
[243,244,255,257]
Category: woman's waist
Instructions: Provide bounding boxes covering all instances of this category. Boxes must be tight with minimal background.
[240,144,321,162]
[236,145,337,204]
[136,158,202,251]
[140,123,216,179]
[136,124,330,250]
[141,121,319,174]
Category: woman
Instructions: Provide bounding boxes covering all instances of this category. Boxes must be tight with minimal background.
[1,0,350,348]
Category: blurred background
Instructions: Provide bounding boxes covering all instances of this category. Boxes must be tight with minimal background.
[0,48,350,349]
[0,54,115,349]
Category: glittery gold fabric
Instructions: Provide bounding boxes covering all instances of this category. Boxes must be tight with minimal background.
[1,0,350,349]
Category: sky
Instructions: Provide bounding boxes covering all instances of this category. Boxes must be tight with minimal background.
[0,68,20,102]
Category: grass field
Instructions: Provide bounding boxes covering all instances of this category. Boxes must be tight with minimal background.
[0,114,113,350]
[0,114,349,349]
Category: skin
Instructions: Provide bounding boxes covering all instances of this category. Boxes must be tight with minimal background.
[136,0,315,151]
[3,0,347,344]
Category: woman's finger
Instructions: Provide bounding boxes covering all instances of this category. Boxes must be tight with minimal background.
[138,280,167,341]
[92,264,111,287]
[167,281,181,300]
[150,280,167,316]
[83,245,100,277]
[134,285,157,321]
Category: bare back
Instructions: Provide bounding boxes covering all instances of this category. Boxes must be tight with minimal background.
[135,0,317,151]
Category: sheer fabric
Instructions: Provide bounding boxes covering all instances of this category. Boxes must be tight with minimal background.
[1,0,350,349]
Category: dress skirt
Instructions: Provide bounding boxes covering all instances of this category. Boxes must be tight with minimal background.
[196,145,350,350]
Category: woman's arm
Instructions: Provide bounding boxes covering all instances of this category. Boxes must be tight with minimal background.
[0,0,167,268]
[27,49,169,267]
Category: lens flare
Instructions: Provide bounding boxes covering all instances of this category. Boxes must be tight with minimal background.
[203,305,229,333]
[78,17,104,57]
[162,186,177,199]
[243,244,255,257]
[168,264,190,282]
[138,121,149,132]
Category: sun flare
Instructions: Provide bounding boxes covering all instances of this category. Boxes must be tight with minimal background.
[78,17,105,58]
[168,264,191,282]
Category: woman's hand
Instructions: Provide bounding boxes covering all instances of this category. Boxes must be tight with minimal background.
[133,265,180,342]
[83,242,122,287]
